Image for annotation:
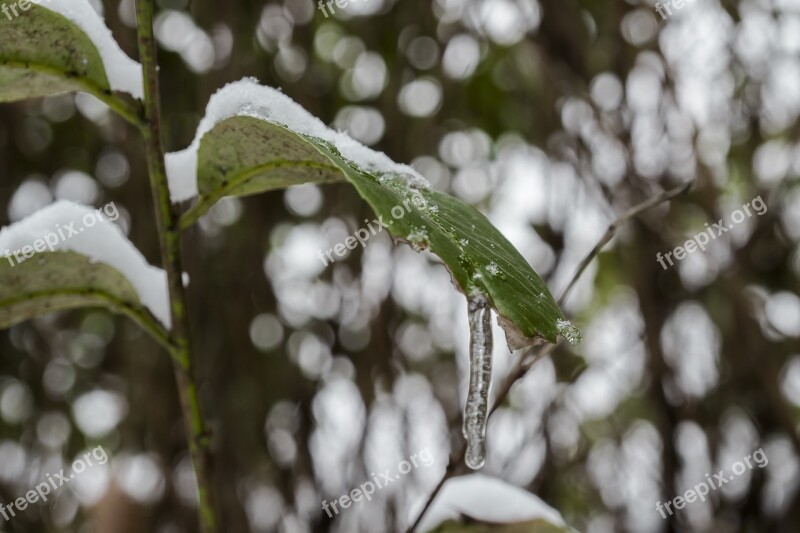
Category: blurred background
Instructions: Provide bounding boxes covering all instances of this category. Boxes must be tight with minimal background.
[1,0,800,531]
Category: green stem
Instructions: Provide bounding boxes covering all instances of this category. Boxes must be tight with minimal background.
[134,1,218,531]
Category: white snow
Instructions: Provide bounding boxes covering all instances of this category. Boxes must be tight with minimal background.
[0,201,169,327]
[40,0,143,99]
[412,474,571,532]
[165,77,431,202]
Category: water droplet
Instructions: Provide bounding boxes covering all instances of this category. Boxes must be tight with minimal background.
[379,173,399,185]
[463,295,493,470]
[407,227,430,252]
[556,318,581,346]
[379,171,431,191]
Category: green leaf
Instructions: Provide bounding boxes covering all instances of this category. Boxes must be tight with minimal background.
[0,251,169,347]
[170,81,576,345]
[0,2,141,122]
[185,117,346,211]
[177,116,569,345]
[0,5,106,100]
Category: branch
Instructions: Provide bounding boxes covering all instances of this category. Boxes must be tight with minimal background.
[558,180,692,307]
[406,181,692,532]
[134,1,218,531]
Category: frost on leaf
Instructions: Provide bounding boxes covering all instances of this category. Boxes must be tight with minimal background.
[556,318,582,346]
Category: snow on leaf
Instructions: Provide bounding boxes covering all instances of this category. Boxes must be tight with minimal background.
[0,201,169,327]
[0,0,143,101]
[165,78,430,203]
[412,474,574,532]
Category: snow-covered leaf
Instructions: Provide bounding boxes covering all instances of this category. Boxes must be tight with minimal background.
[167,79,572,344]
[0,251,152,329]
[0,0,143,105]
[0,202,169,332]
[414,474,574,533]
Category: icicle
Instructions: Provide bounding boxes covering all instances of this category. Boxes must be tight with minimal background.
[556,318,582,346]
[463,294,493,470]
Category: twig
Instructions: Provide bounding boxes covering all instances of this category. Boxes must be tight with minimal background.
[558,180,692,307]
[134,1,218,531]
[406,181,691,532]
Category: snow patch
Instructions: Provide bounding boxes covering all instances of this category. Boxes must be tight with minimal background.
[0,201,169,327]
[41,0,143,99]
[165,77,430,202]
[412,474,570,532]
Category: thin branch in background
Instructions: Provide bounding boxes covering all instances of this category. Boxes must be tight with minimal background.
[407,181,692,532]
[558,180,692,307]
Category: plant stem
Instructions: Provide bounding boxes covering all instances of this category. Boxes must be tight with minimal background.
[134,1,218,531]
